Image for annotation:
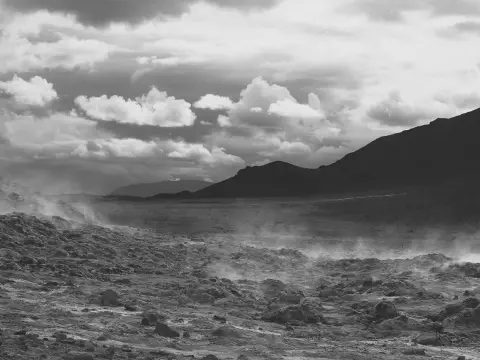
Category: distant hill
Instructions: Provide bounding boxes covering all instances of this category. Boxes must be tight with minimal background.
[165,107,480,199]
[109,180,212,198]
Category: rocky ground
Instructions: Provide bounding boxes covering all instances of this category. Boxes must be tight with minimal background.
[1,188,480,359]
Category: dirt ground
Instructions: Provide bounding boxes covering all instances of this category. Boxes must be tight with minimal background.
[1,189,480,359]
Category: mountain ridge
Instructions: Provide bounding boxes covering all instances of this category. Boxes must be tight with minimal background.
[110,180,212,198]
[147,107,480,199]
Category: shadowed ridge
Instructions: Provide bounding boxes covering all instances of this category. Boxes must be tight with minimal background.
[110,180,212,198]
[146,107,480,199]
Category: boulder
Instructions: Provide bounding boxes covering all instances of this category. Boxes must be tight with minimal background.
[374,301,398,320]
[261,298,325,324]
[154,322,180,338]
[100,289,122,307]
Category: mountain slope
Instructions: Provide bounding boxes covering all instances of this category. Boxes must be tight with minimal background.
[110,180,212,198]
[190,107,480,198]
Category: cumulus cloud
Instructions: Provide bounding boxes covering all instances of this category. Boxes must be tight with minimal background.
[0,75,57,107]
[268,99,324,118]
[194,94,235,111]
[75,87,196,127]
[2,0,280,26]
[201,77,359,167]
[165,140,245,167]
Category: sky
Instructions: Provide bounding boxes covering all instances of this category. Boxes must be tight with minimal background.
[1,0,480,194]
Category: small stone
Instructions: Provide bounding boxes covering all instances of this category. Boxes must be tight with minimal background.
[200,356,220,360]
[183,331,191,338]
[457,357,466,360]
[213,315,227,323]
[124,304,137,311]
[141,318,150,326]
[154,322,180,338]
[14,330,27,335]
[97,334,108,341]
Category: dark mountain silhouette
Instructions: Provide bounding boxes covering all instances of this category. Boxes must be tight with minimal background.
[109,180,212,198]
[157,107,480,199]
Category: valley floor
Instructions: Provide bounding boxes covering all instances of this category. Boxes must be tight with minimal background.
[1,210,480,360]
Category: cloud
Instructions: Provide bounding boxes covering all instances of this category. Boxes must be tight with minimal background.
[453,21,480,35]
[194,94,235,111]
[0,34,112,74]
[75,87,196,127]
[165,140,245,167]
[0,75,57,107]
[268,98,324,118]
[1,0,281,27]
[348,0,480,22]
[202,77,369,167]
[73,138,160,159]
[136,56,191,67]
[366,91,439,126]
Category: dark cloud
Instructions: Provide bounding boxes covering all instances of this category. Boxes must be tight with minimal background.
[1,0,280,27]
[348,0,480,22]
[453,21,480,35]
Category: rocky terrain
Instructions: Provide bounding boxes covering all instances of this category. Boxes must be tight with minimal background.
[1,187,480,359]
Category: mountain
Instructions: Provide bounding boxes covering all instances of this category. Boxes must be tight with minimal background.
[186,107,480,198]
[109,180,212,198]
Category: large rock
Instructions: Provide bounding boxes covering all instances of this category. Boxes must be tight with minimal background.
[211,325,245,338]
[374,301,398,320]
[100,289,122,307]
[261,298,325,324]
[141,310,166,326]
[154,322,180,338]
[260,278,305,304]
[63,352,94,360]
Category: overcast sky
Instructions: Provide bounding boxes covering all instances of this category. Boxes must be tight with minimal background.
[1,0,480,194]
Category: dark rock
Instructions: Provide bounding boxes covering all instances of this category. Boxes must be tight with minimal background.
[457,357,466,360]
[141,310,166,326]
[114,278,132,285]
[154,322,180,338]
[414,333,445,346]
[262,299,325,325]
[211,325,245,338]
[374,301,398,320]
[213,315,227,323]
[402,348,426,356]
[100,289,122,307]
[141,318,150,326]
[183,331,191,338]
[124,304,137,311]
[200,356,220,360]
[63,352,94,360]
[14,330,27,335]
